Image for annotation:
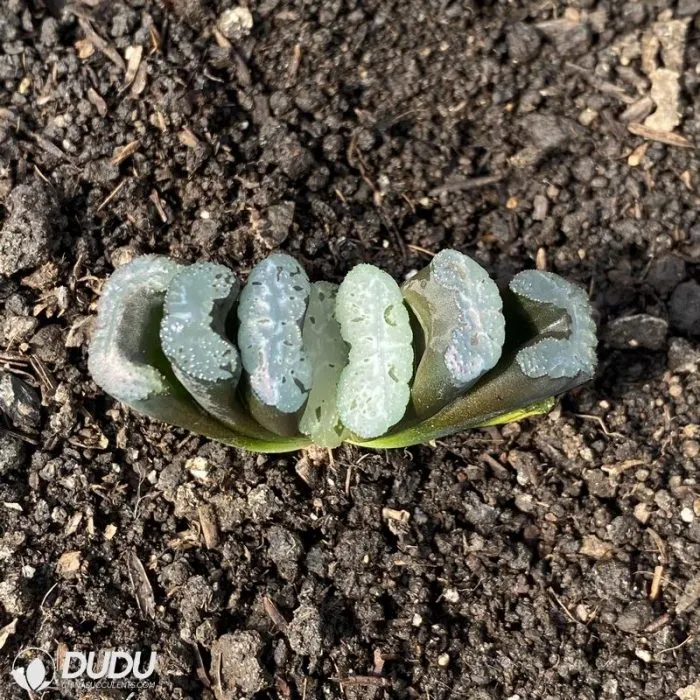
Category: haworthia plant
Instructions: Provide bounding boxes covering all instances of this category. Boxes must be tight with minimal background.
[88,250,597,452]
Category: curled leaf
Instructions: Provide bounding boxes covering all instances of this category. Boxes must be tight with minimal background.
[509,270,596,380]
[403,249,505,417]
[336,264,413,439]
[161,262,271,439]
[299,282,349,448]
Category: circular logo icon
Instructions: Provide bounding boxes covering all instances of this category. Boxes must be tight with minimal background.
[11,647,55,692]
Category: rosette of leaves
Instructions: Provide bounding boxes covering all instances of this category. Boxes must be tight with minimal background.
[88,250,597,452]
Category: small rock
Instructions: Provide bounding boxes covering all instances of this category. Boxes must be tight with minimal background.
[670,281,700,335]
[647,254,686,296]
[0,373,40,430]
[190,218,218,246]
[681,507,695,523]
[437,652,450,667]
[616,601,653,633]
[287,603,323,658]
[246,484,280,522]
[606,314,668,350]
[0,433,24,475]
[0,572,32,616]
[218,6,254,41]
[538,15,592,56]
[275,134,314,181]
[506,22,541,63]
[668,337,700,372]
[210,631,267,696]
[677,0,700,16]
[0,180,62,276]
[261,202,294,247]
[267,525,302,580]
[521,114,584,152]
[676,575,700,614]
[585,469,617,499]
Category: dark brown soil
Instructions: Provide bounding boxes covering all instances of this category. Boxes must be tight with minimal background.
[1,0,699,699]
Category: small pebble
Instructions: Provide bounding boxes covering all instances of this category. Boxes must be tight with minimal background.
[681,507,695,523]
[437,653,450,667]
[682,440,700,459]
[444,588,459,603]
[218,7,254,40]
[670,281,700,335]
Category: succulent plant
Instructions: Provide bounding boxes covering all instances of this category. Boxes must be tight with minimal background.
[88,250,597,452]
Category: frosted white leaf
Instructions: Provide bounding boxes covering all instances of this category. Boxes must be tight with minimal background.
[238,253,312,413]
[161,262,240,384]
[336,264,413,438]
[88,255,183,403]
[509,270,597,379]
[299,282,348,447]
[432,250,505,384]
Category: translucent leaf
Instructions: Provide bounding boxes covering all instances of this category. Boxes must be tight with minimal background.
[160,262,272,440]
[509,270,597,379]
[403,249,505,416]
[356,271,596,449]
[238,254,312,414]
[336,264,413,439]
[89,255,309,453]
[299,282,349,447]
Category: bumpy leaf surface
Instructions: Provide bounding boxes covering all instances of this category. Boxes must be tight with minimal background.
[160,262,270,437]
[238,253,312,413]
[509,271,596,379]
[336,264,413,438]
[88,255,183,403]
[403,249,505,416]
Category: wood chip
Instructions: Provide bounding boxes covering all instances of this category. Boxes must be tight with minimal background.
[628,142,650,167]
[126,551,156,619]
[579,534,613,560]
[620,96,655,124]
[650,565,664,600]
[123,45,143,87]
[87,87,108,116]
[628,122,693,148]
[110,139,140,166]
[78,18,126,72]
[74,38,95,59]
[536,247,547,271]
[263,595,289,631]
[198,504,220,549]
[130,60,148,97]
[381,507,410,522]
[178,128,200,148]
[97,179,128,212]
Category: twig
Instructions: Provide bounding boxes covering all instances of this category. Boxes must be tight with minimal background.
[428,174,504,196]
